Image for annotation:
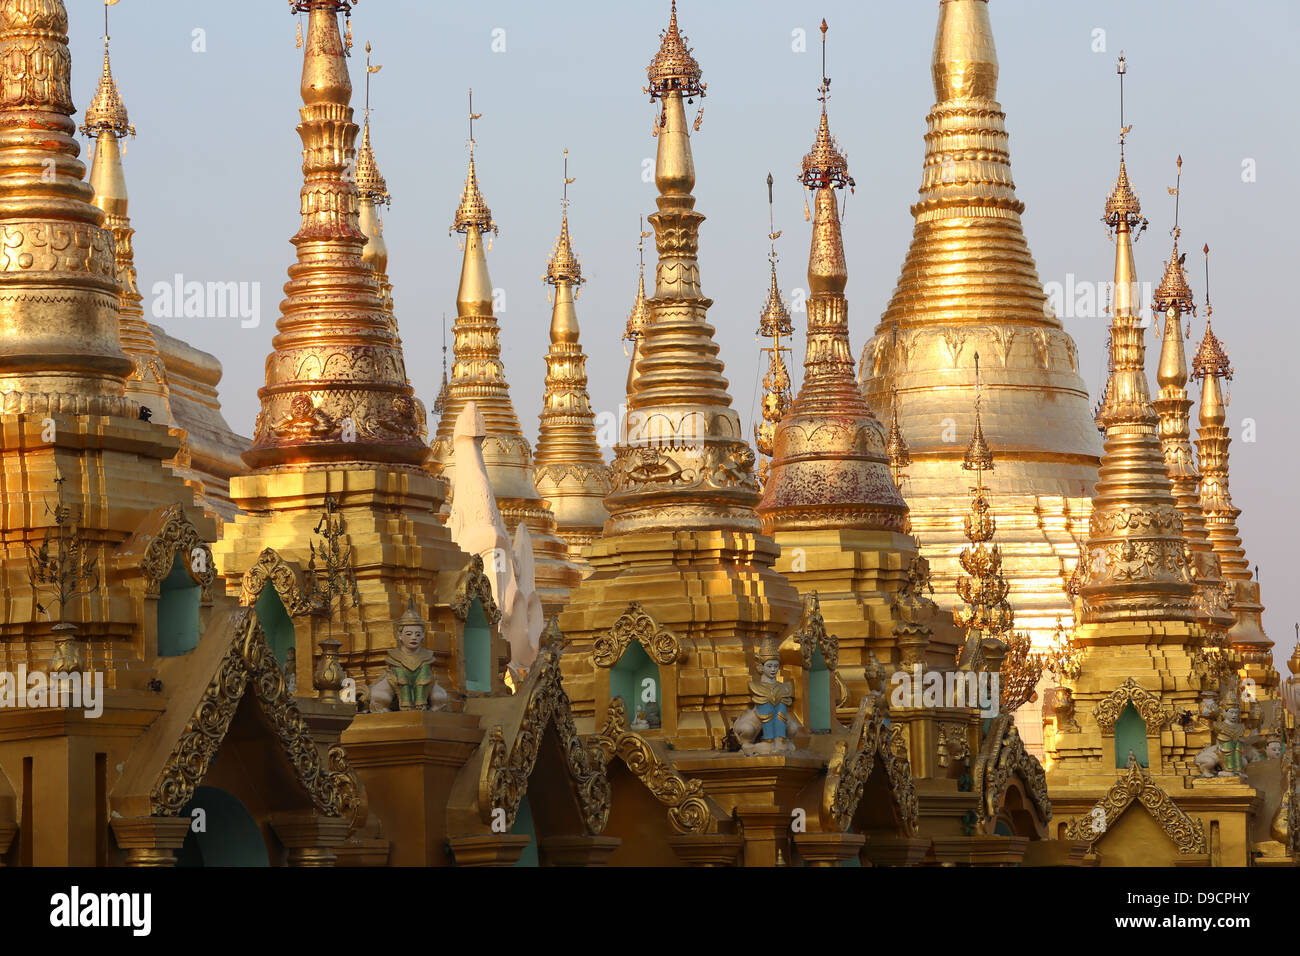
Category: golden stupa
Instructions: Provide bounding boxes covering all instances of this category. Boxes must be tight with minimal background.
[858,0,1103,669]
[531,155,613,569]
[0,0,1290,874]
[426,104,579,614]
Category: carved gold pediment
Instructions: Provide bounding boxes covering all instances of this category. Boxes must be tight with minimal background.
[239,547,316,615]
[115,503,216,599]
[1063,760,1207,854]
[149,607,363,826]
[826,693,919,835]
[592,697,722,835]
[973,713,1051,828]
[477,643,610,835]
[1092,677,1171,734]
[785,591,849,710]
[593,602,684,668]
[451,554,501,624]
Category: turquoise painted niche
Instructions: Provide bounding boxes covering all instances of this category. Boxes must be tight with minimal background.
[511,796,538,867]
[157,551,201,657]
[610,640,660,722]
[464,596,492,692]
[809,645,831,732]
[255,587,294,668]
[176,786,269,867]
[1114,701,1150,768]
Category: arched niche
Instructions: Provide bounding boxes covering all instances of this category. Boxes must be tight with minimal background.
[1114,702,1150,769]
[255,587,295,668]
[808,645,831,733]
[158,552,201,657]
[175,786,269,867]
[610,640,661,727]
[464,596,493,693]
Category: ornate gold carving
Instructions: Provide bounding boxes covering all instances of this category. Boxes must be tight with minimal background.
[790,592,848,710]
[593,602,684,668]
[450,553,501,623]
[139,504,216,599]
[478,643,611,834]
[973,713,1050,827]
[1092,677,1171,734]
[239,547,316,615]
[0,222,115,276]
[592,697,716,834]
[827,694,919,834]
[149,607,363,827]
[1064,759,1207,854]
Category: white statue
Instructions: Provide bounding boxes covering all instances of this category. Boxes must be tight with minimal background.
[447,402,513,603]
[500,522,544,679]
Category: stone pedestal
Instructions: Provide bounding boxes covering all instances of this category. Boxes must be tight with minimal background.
[667,833,744,867]
[269,812,351,867]
[341,710,484,866]
[860,834,931,866]
[794,830,866,866]
[447,834,531,866]
[110,816,192,867]
[538,835,621,866]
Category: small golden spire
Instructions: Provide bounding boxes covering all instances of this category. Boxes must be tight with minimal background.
[954,352,1015,658]
[534,157,612,560]
[624,218,654,344]
[544,150,582,289]
[645,0,706,102]
[755,173,793,485]
[1191,245,1270,659]
[81,26,134,140]
[433,313,449,419]
[887,323,911,491]
[451,89,496,237]
[355,41,388,206]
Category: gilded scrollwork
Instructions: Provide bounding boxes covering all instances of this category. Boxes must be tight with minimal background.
[593,602,684,668]
[826,693,919,834]
[137,504,216,599]
[592,697,717,834]
[478,643,611,834]
[790,592,849,710]
[0,222,114,277]
[149,607,364,828]
[972,713,1051,827]
[239,547,316,615]
[1063,759,1207,854]
[450,553,502,623]
[1092,676,1171,734]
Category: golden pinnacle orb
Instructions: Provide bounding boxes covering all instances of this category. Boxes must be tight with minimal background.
[244,0,424,469]
[758,21,906,535]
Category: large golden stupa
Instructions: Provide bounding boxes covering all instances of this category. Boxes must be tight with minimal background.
[858,0,1103,658]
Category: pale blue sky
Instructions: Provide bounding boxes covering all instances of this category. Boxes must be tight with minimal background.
[67,1,1299,652]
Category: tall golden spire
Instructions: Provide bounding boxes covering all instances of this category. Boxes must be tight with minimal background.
[244,1,424,469]
[80,14,176,427]
[1078,68,1195,624]
[429,91,578,609]
[886,323,911,494]
[533,151,612,564]
[1191,249,1271,659]
[754,173,792,489]
[757,20,907,534]
[0,0,132,409]
[606,0,765,535]
[1151,163,1233,633]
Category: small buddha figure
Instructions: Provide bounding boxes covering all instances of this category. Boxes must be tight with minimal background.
[644,700,662,730]
[733,636,803,755]
[368,600,448,713]
[270,394,336,440]
[284,645,298,695]
[631,706,650,731]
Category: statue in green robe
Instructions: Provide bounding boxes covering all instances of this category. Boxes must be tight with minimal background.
[368,600,448,712]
